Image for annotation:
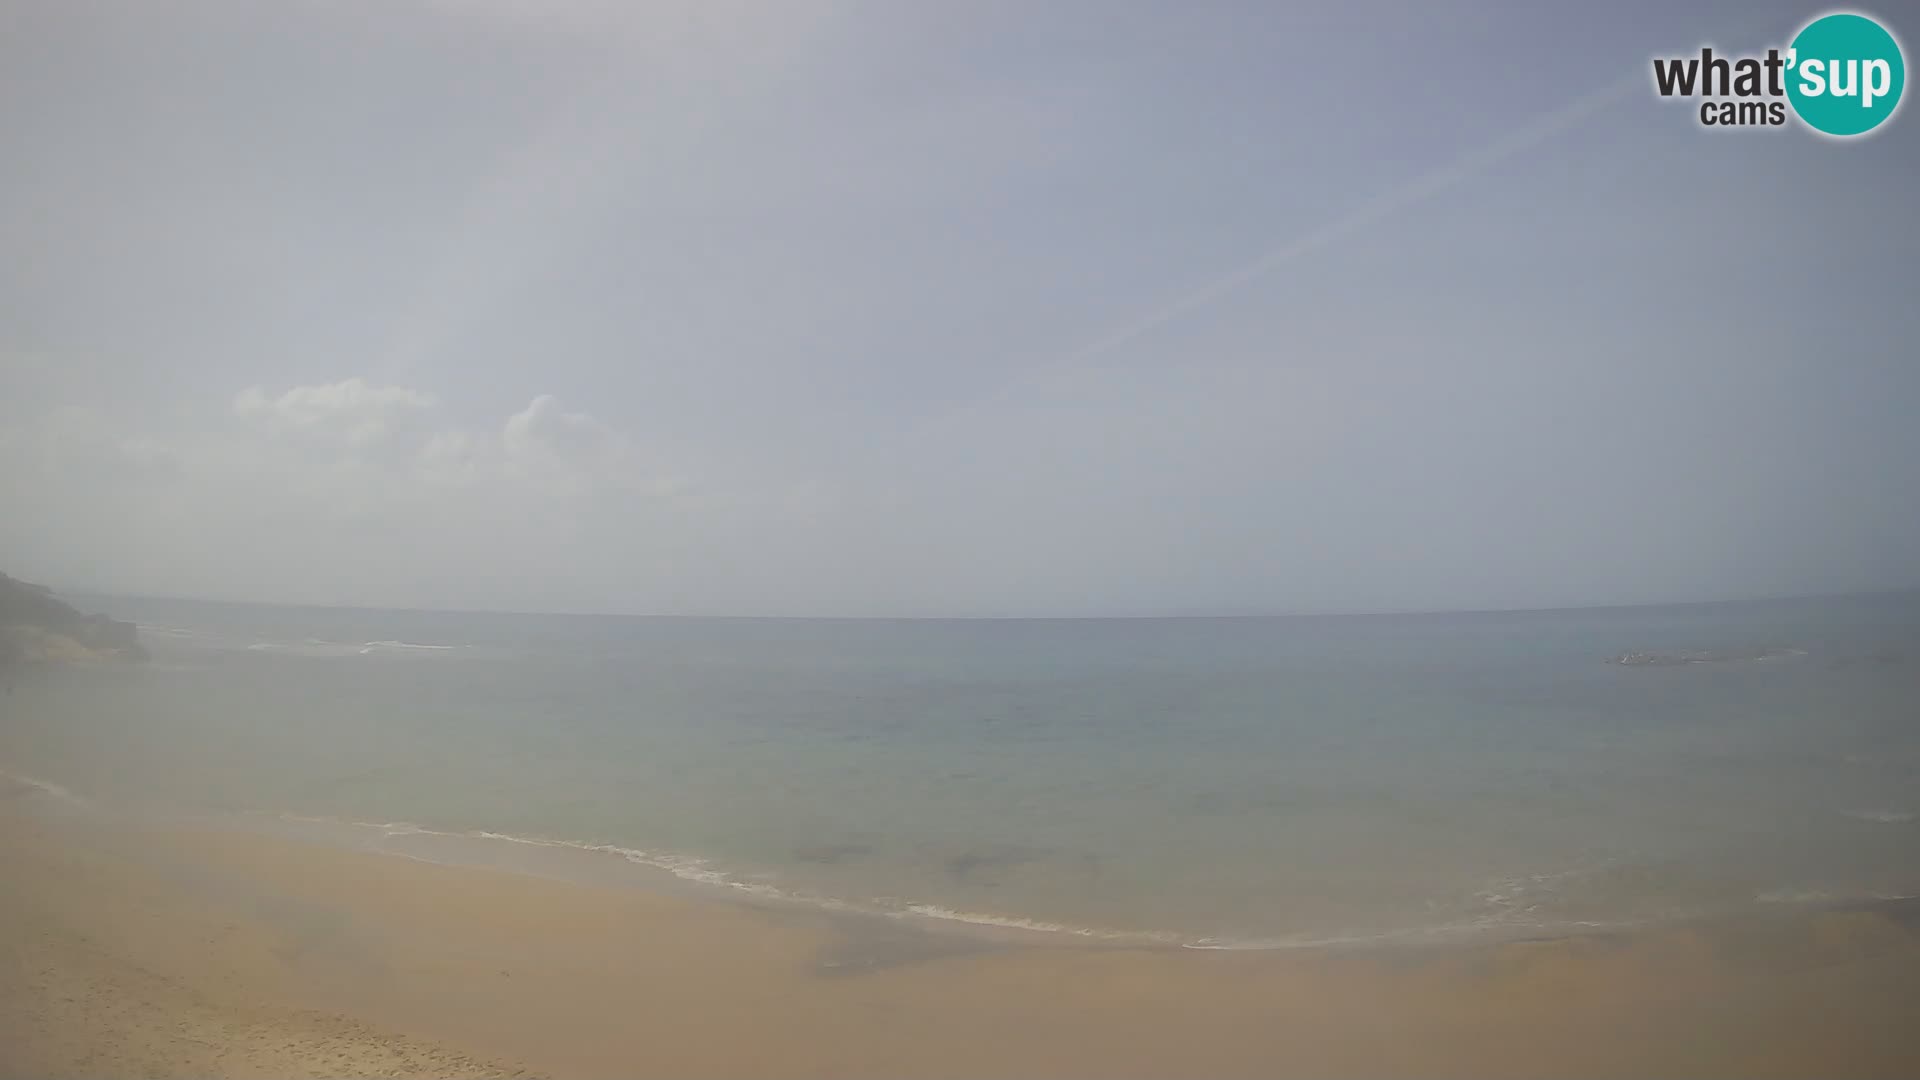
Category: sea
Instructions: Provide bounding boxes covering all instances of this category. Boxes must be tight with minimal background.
[4,591,1917,949]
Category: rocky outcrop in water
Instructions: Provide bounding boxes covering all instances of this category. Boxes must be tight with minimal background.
[0,572,147,665]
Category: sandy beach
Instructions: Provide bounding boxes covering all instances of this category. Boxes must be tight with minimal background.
[2,785,1918,1079]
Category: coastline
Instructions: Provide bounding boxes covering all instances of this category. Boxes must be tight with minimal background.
[223,804,1918,955]
[5,782,1920,1078]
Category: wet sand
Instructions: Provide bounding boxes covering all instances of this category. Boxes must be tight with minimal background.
[4,792,1919,1078]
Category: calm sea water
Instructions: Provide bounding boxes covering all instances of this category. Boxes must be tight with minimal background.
[5,593,1918,947]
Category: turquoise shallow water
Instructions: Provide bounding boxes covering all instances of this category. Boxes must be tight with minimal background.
[4,593,1918,947]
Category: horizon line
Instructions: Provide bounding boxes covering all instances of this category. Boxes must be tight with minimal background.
[47,582,1920,625]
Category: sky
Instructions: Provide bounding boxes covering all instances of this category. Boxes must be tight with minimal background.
[2,0,1917,617]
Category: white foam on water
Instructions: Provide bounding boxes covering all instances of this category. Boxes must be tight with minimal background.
[894,904,1171,941]
[1842,808,1916,825]
[229,638,462,656]
[263,816,1676,950]
[1182,912,1627,951]
[1756,889,1835,905]
[273,814,1181,943]
[229,811,1920,953]
[0,768,91,809]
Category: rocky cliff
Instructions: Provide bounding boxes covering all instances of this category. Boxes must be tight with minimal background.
[0,572,147,665]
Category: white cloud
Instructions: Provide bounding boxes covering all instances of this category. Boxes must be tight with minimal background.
[233,377,438,451]
[504,393,614,462]
[219,380,677,499]
[501,394,680,497]
[0,377,712,608]
[416,427,484,487]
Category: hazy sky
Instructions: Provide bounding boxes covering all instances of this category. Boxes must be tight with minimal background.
[3,0,1917,617]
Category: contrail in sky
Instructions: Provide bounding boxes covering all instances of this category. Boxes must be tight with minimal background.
[1058,75,1646,368]
[906,70,1651,441]
[1031,8,1798,379]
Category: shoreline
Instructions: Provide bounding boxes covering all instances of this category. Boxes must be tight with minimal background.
[29,766,1914,958]
[6,781,1920,1078]
[235,807,1920,957]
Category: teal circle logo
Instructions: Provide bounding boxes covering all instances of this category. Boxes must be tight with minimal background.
[1786,13,1905,137]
